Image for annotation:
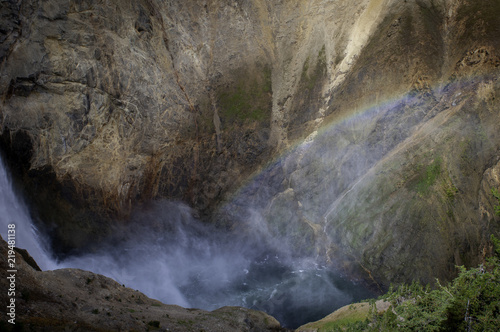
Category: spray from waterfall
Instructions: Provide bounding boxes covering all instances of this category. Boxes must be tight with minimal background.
[0,154,373,328]
[0,157,56,271]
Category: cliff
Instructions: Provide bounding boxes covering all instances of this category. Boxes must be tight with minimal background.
[1,0,500,290]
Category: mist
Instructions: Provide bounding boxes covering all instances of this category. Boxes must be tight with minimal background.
[58,201,374,328]
[0,154,373,328]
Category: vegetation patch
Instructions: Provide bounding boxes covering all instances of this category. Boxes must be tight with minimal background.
[413,157,442,195]
[492,187,500,216]
[373,236,500,331]
[300,45,327,90]
[217,66,272,124]
[316,304,370,331]
[312,235,500,331]
[177,319,194,326]
[444,183,458,201]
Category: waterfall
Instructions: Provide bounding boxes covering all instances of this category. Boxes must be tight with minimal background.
[0,156,56,270]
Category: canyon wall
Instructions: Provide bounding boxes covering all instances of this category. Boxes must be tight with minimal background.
[1,0,500,287]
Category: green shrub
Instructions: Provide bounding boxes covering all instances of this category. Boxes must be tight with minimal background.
[415,158,441,194]
[492,188,500,216]
[217,66,272,123]
[368,235,500,331]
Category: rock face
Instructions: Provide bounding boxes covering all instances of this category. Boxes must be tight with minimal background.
[1,0,500,290]
[0,236,284,331]
[1,0,277,252]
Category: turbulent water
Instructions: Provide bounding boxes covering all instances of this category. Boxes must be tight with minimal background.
[0,158,56,271]
[0,157,373,328]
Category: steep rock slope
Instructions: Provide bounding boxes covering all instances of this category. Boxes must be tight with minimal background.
[1,0,500,289]
[1,0,278,251]
[219,0,500,288]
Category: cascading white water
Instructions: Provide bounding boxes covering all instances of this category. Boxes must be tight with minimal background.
[0,155,374,328]
[0,157,56,271]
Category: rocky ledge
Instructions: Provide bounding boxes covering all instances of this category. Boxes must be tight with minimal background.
[0,236,285,332]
